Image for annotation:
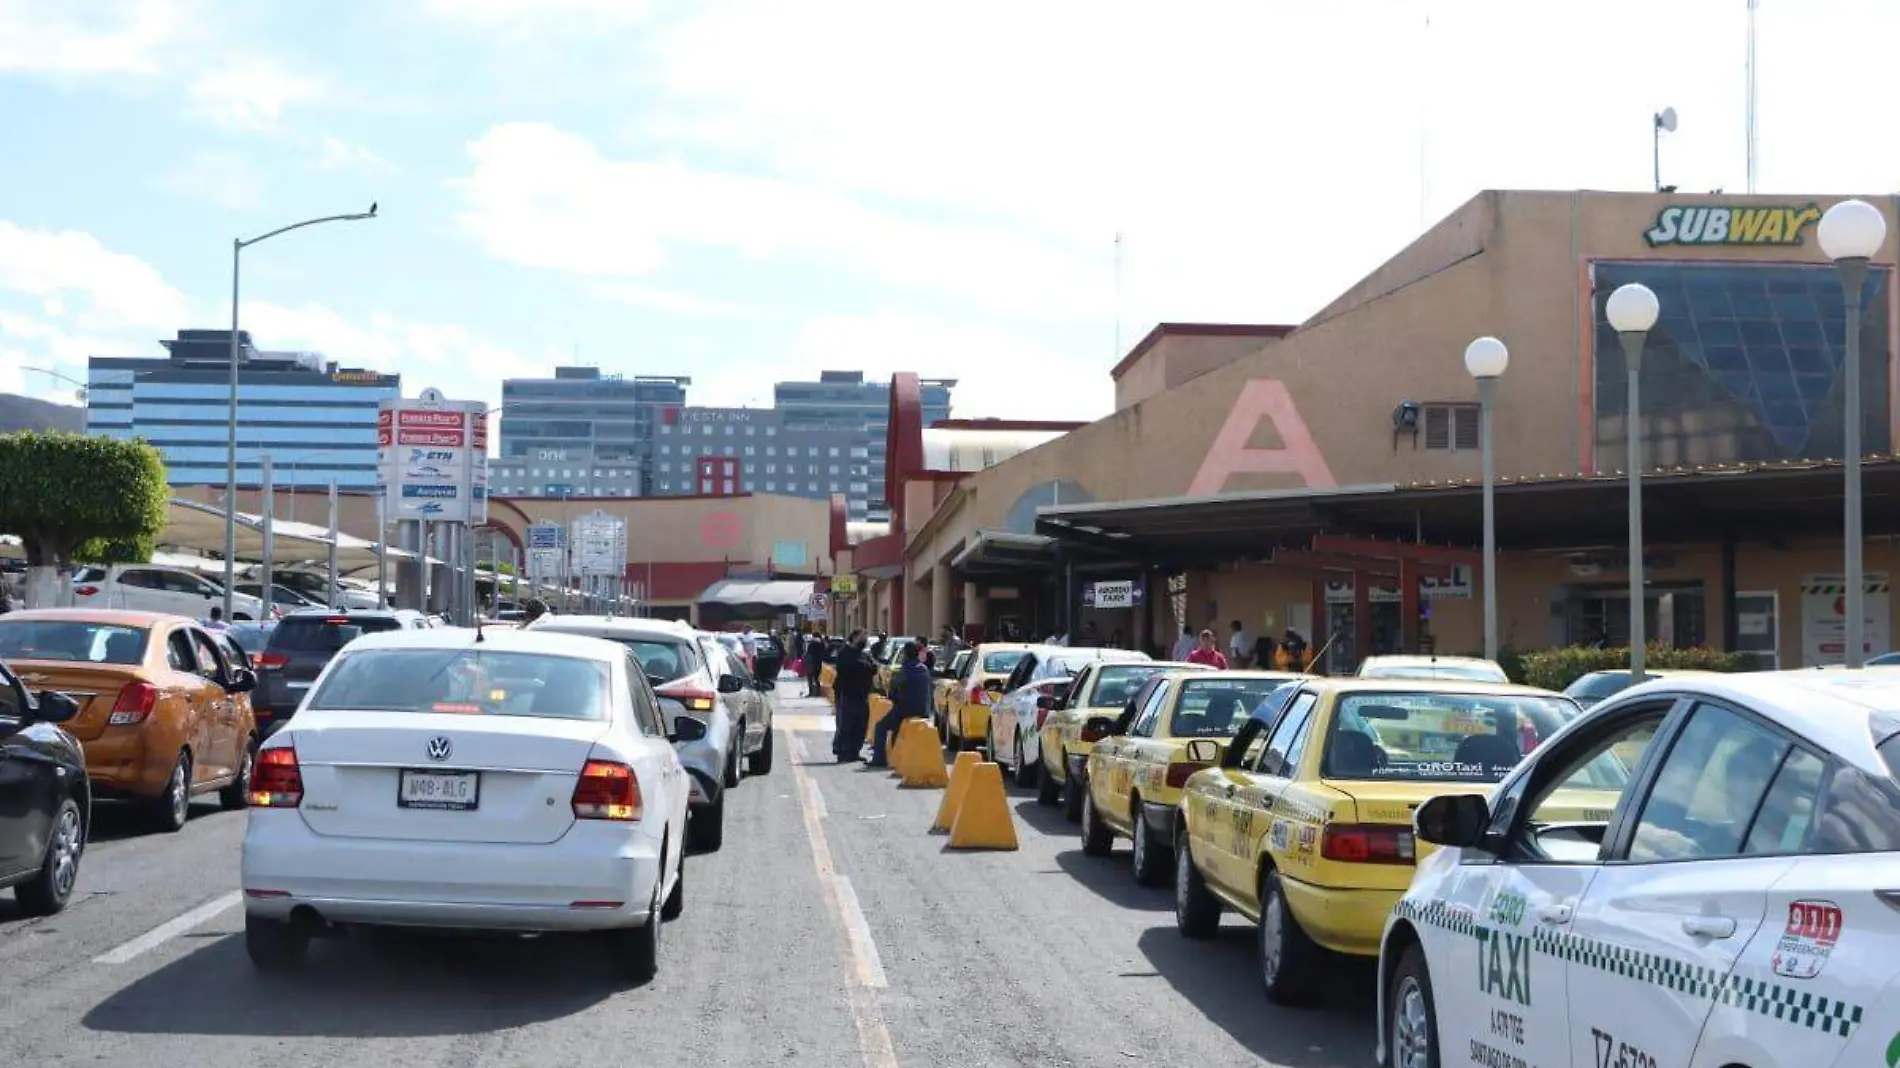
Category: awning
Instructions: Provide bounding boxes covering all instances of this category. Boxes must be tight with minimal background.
[696,578,816,611]
[950,529,1058,576]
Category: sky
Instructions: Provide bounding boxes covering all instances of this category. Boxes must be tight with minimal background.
[3,0,1899,424]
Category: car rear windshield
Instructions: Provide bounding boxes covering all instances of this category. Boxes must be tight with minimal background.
[1171,677,1295,737]
[981,650,1028,674]
[1322,692,1578,783]
[268,616,403,653]
[1088,664,1173,708]
[0,620,150,665]
[1361,661,1508,682]
[307,648,610,720]
[618,638,699,684]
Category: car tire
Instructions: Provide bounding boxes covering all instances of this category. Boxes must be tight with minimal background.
[687,792,725,854]
[609,885,661,985]
[722,743,742,789]
[660,847,685,922]
[1258,869,1321,1005]
[245,913,309,971]
[1130,801,1168,886]
[15,797,84,917]
[1174,832,1221,939]
[746,727,775,776]
[1080,788,1114,857]
[148,752,191,833]
[1388,944,1438,1068]
[1036,758,1061,806]
[1013,733,1038,788]
[1063,773,1084,823]
[219,736,256,811]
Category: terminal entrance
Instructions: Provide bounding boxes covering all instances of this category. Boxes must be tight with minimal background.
[1559,581,1707,649]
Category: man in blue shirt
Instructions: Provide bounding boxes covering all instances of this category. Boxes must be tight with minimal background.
[868,641,932,768]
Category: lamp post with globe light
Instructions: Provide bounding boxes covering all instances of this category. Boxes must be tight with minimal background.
[1817,198,1888,668]
[1606,283,1661,677]
[1464,337,1508,661]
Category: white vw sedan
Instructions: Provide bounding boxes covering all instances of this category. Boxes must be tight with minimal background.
[1379,670,1900,1068]
[241,627,692,983]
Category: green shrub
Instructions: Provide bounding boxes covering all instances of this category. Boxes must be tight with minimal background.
[1516,645,1752,693]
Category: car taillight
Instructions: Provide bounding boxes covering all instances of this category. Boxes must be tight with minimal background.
[254,651,289,670]
[657,683,717,713]
[1321,823,1416,865]
[250,747,303,807]
[74,585,99,597]
[968,685,987,706]
[1165,760,1210,789]
[572,760,642,821]
[108,682,158,725]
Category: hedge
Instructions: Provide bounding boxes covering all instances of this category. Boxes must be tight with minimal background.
[1512,645,1752,692]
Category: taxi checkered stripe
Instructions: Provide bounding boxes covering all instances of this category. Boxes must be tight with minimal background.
[1400,902,1864,1037]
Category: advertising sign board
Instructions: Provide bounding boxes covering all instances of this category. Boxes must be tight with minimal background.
[377,387,488,523]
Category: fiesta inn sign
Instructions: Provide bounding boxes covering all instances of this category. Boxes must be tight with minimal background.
[1645,203,1821,247]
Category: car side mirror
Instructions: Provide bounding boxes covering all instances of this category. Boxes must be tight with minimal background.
[27,687,81,725]
[668,717,708,744]
[717,674,745,695]
[1036,694,1058,711]
[1414,793,1491,849]
[225,668,258,694]
[1082,715,1119,739]
[1183,738,1221,764]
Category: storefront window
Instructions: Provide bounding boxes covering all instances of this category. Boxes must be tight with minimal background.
[1593,262,1891,469]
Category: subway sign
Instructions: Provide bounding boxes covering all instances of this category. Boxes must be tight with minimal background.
[1645,203,1821,247]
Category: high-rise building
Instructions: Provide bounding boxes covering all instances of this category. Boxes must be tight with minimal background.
[86,329,399,491]
[490,368,689,497]
[649,405,872,507]
[774,371,953,519]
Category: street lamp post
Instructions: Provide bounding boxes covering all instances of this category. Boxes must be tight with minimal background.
[1819,198,1888,669]
[224,204,379,619]
[1464,337,1509,661]
[1606,283,1661,677]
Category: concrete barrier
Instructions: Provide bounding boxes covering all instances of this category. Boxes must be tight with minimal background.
[947,762,1018,850]
[933,751,983,833]
[897,720,947,788]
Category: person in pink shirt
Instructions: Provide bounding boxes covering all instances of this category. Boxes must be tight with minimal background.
[1184,628,1229,669]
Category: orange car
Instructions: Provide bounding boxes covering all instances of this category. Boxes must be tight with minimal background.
[0,609,260,832]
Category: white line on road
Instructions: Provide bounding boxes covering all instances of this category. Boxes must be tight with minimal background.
[93,890,241,965]
[806,778,829,820]
[833,877,888,988]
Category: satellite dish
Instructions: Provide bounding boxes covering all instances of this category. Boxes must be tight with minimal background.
[1656,107,1678,133]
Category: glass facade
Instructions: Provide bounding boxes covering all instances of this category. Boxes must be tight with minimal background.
[495,368,687,497]
[774,372,953,520]
[1592,261,1892,470]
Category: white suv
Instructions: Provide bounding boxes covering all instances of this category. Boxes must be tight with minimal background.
[73,564,272,621]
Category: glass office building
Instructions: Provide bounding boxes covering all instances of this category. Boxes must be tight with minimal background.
[774,371,954,520]
[86,329,399,492]
[491,368,690,497]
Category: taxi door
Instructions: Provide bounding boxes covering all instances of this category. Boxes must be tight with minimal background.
[185,628,238,782]
[1099,680,1170,833]
[1232,690,1321,895]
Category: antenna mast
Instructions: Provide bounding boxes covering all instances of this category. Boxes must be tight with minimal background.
[1113,231,1124,361]
[1745,0,1759,193]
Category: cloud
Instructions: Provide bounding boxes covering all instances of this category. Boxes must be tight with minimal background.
[421,0,654,30]
[313,135,396,174]
[591,282,750,318]
[0,0,186,75]
[161,151,266,210]
[454,122,1103,320]
[0,221,191,332]
[187,57,323,131]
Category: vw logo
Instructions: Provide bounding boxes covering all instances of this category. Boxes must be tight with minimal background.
[426,737,452,761]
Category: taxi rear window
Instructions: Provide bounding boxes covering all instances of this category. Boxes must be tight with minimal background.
[307,648,610,720]
[1170,677,1293,737]
[1089,664,1170,708]
[1322,692,1578,783]
[981,650,1028,674]
[269,616,401,652]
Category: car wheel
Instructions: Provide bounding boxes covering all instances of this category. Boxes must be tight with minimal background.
[1013,733,1037,787]
[219,736,256,810]
[1174,831,1220,939]
[1388,945,1438,1068]
[660,846,685,922]
[746,727,775,776]
[148,752,191,833]
[15,797,84,917]
[1063,772,1084,823]
[245,913,309,971]
[1036,757,1061,806]
[1080,788,1114,857]
[722,742,742,789]
[687,792,725,854]
[1258,869,1321,1004]
[1130,801,1168,886]
[609,884,661,985]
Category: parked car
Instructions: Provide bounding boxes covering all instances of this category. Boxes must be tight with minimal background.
[0,659,89,915]
[263,570,382,610]
[1039,659,1211,818]
[939,642,1035,751]
[933,649,974,720]
[234,582,325,611]
[0,609,259,831]
[695,631,774,778]
[72,564,271,622]
[1171,677,1583,1003]
[1356,654,1508,683]
[873,636,920,694]
[1378,669,1900,1068]
[224,620,277,658]
[1080,670,1302,884]
[239,626,691,982]
[251,610,433,737]
[988,646,1152,786]
[1561,667,1711,708]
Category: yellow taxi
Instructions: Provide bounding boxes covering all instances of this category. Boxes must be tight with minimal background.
[1037,659,1207,818]
[1170,677,1608,1004]
[872,636,918,694]
[939,642,1033,750]
[934,648,973,721]
[1080,671,1302,885]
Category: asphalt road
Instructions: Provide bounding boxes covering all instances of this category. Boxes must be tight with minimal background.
[0,683,1378,1067]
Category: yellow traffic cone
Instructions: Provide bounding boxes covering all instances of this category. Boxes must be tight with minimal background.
[898,720,947,788]
[933,752,982,833]
[947,762,1018,850]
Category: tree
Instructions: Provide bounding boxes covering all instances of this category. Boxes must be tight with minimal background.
[0,432,169,608]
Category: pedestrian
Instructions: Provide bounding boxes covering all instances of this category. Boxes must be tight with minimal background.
[832,629,877,762]
[1282,628,1310,671]
[1185,628,1228,669]
[868,641,931,767]
[523,598,549,624]
[754,628,785,684]
[1229,619,1251,667]
[1171,624,1195,661]
[1253,633,1279,671]
[202,606,230,632]
[803,628,827,697]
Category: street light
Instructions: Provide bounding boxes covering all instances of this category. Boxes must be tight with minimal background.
[224,203,379,618]
[1606,282,1661,677]
[22,366,89,404]
[1464,336,1509,661]
[1818,197,1888,668]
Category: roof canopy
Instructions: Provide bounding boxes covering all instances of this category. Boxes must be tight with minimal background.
[696,578,815,611]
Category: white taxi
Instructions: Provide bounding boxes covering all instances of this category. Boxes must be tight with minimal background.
[1378,669,1900,1068]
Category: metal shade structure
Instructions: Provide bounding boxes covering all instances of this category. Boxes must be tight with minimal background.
[695,578,818,612]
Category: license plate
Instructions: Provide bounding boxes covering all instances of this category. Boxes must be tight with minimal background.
[398,769,480,810]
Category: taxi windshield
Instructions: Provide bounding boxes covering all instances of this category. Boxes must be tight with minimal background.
[981,650,1028,674]
[307,648,611,721]
[1321,692,1581,783]
[1170,677,1295,737]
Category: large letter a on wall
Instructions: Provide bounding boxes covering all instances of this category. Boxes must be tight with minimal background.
[1187,380,1337,496]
